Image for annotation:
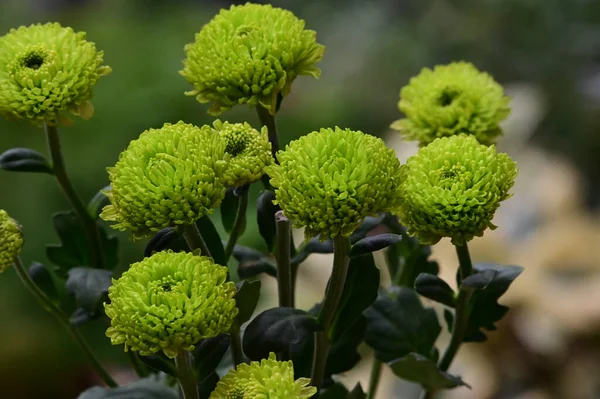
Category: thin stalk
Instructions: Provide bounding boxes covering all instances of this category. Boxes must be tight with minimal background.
[367,358,383,399]
[126,351,149,378]
[223,190,249,263]
[44,122,103,269]
[13,257,117,387]
[182,223,212,258]
[310,235,351,391]
[175,351,199,399]
[275,211,293,307]
[229,320,245,367]
[256,105,280,160]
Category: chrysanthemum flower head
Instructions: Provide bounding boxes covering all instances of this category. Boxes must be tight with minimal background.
[105,250,238,358]
[267,127,403,240]
[391,62,509,146]
[210,353,316,399]
[398,134,517,245]
[0,22,111,125]
[213,120,272,187]
[0,210,23,272]
[181,3,325,115]
[100,121,227,240]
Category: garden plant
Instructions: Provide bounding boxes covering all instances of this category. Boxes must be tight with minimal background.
[0,3,522,398]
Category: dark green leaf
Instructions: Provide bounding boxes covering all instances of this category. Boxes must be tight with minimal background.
[0,147,53,174]
[291,236,333,265]
[77,376,178,399]
[46,211,90,275]
[66,267,112,310]
[139,354,175,376]
[462,269,497,290]
[193,335,230,381]
[238,259,277,279]
[243,307,320,361]
[350,234,402,257]
[235,280,261,324]
[389,352,468,390]
[326,317,366,377]
[88,187,111,219]
[330,253,379,341]
[364,287,440,362]
[28,262,58,302]
[414,273,455,308]
[443,309,454,333]
[220,188,239,234]
[196,216,225,266]
[70,307,99,327]
[98,224,119,270]
[144,227,182,258]
[347,383,367,399]
[320,383,348,399]
[198,371,219,399]
[256,190,278,251]
[349,214,386,243]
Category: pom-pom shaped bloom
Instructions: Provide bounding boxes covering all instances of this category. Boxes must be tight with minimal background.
[210,352,316,399]
[101,121,227,240]
[213,120,272,187]
[267,127,403,240]
[391,62,510,146]
[398,134,517,245]
[0,22,111,125]
[105,250,238,358]
[181,3,325,115]
[0,210,23,272]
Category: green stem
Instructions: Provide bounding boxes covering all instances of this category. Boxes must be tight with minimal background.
[44,122,103,269]
[175,351,199,399]
[182,223,212,258]
[229,320,245,367]
[127,351,149,378]
[275,211,293,308]
[367,358,383,399]
[310,235,351,391]
[256,105,280,160]
[223,190,249,263]
[13,257,117,387]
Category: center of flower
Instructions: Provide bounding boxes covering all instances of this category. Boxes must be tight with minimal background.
[437,88,460,107]
[436,163,466,188]
[21,51,46,70]
[225,132,250,157]
[226,386,246,399]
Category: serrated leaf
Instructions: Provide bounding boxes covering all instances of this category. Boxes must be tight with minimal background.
[28,262,58,302]
[320,383,348,399]
[326,317,367,377]
[238,259,277,279]
[291,236,333,265]
[347,383,367,399]
[462,269,497,290]
[138,354,175,376]
[196,216,225,266]
[349,214,385,243]
[364,287,440,362]
[144,227,183,258]
[389,352,468,390]
[235,280,261,324]
[66,267,112,310]
[220,188,239,234]
[256,190,279,251]
[350,233,402,257]
[98,224,119,270]
[0,147,53,174]
[192,334,230,381]
[414,273,455,308]
[77,376,178,399]
[46,211,90,275]
[88,187,111,219]
[70,307,100,327]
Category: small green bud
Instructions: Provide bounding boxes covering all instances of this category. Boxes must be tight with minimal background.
[267,127,403,241]
[101,121,227,240]
[391,62,510,146]
[181,3,325,115]
[0,210,23,272]
[105,250,238,358]
[398,134,518,245]
[209,352,316,399]
[0,23,111,126]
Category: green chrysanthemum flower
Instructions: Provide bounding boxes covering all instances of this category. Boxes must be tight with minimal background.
[213,120,272,187]
[391,62,510,146]
[181,3,325,115]
[0,210,23,272]
[210,352,316,399]
[398,134,517,245]
[0,22,111,125]
[267,127,403,240]
[100,121,227,240]
[105,250,238,358]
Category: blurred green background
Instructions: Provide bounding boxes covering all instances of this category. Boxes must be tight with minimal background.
[1,0,600,398]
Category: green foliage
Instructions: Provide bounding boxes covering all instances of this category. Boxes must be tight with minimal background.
[0,147,53,174]
[388,353,468,390]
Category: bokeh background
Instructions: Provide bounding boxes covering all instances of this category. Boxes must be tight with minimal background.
[1,0,600,398]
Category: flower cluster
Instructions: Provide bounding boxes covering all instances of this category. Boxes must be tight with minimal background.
[210,353,316,399]
[181,3,324,115]
[397,134,517,245]
[105,250,238,358]
[0,23,110,125]
[391,62,509,146]
[0,210,23,272]
[100,121,227,240]
[267,127,403,240]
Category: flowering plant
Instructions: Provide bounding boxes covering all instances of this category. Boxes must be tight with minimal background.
[0,4,522,399]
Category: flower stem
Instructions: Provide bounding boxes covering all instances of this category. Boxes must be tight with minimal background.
[175,351,199,399]
[44,122,104,269]
[310,235,351,391]
[275,211,293,308]
[182,223,212,258]
[13,257,117,387]
[256,105,280,159]
[223,189,249,263]
[367,358,383,399]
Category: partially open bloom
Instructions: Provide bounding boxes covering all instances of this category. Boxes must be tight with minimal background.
[210,352,316,399]
[0,23,111,125]
[181,3,325,115]
[267,127,403,240]
[0,210,23,272]
[101,121,227,240]
[398,134,517,245]
[391,62,509,146]
[214,120,272,187]
[105,250,238,358]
